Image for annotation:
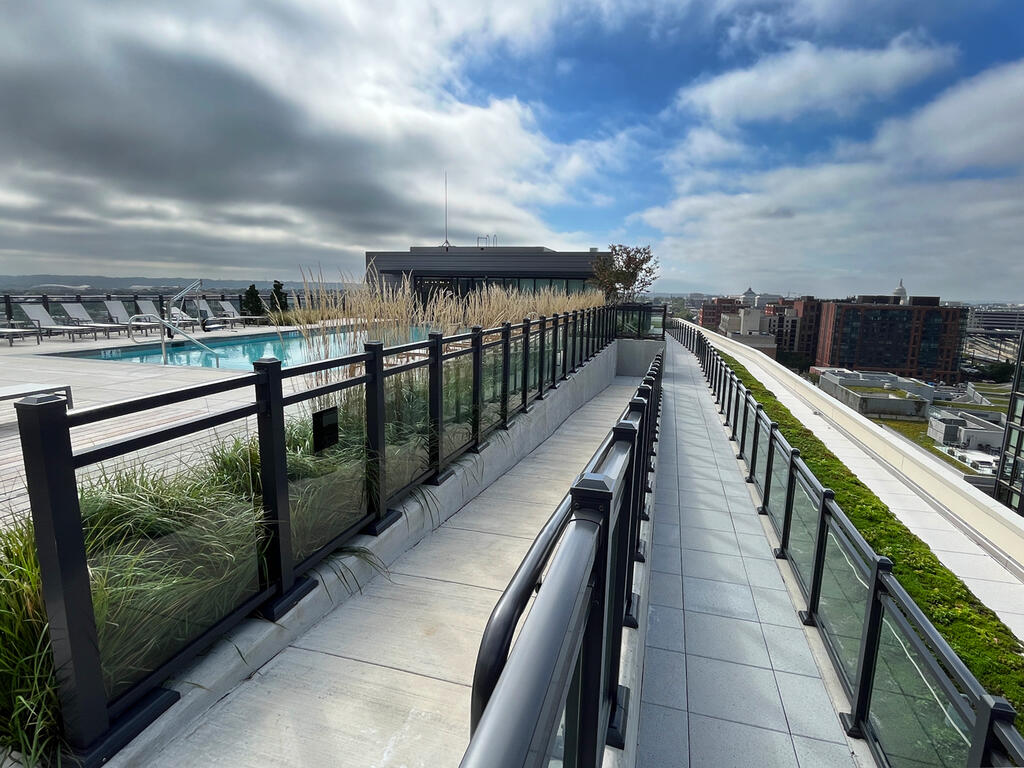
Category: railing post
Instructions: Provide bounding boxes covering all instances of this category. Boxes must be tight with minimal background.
[773,449,801,559]
[571,470,628,762]
[427,332,451,483]
[550,312,560,389]
[254,358,316,619]
[623,397,647,630]
[661,305,667,339]
[840,555,893,739]
[15,395,113,753]
[756,422,779,515]
[537,315,547,400]
[968,695,1018,767]
[500,322,511,429]
[746,404,764,483]
[471,325,484,450]
[3,293,11,323]
[562,310,570,381]
[799,489,835,626]
[521,317,531,412]
[364,341,400,534]
[737,395,750,460]
[570,310,579,372]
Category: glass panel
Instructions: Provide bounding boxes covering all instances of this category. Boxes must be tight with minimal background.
[528,331,541,393]
[442,351,473,459]
[481,338,504,433]
[544,327,555,383]
[767,445,790,533]
[868,604,971,768]
[509,333,525,412]
[284,385,367,564]
[787,477,819,595]
[754,422,770,493]
[742,405,755,463]
[816,522,869,688]
[385,363,430,497]
[82,421,262,700]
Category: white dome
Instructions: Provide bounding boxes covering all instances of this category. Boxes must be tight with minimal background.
[893,279,907,299]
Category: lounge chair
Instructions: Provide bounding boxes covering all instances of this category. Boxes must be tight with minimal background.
[0,325,42,346]
[218,300,268,325]
[103,301,161,334]
[197,299,239,328]
[61,303,128,335]
[169,306,201,328]
[21,304,98,341]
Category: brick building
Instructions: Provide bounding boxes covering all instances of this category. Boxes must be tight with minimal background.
[815,296,967,382]
[698,297,740,330]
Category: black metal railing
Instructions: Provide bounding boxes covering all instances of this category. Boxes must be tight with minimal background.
[14,306,633,766]
[615,302,666,340]
[669,321,1024,768]
[461,353,663,768]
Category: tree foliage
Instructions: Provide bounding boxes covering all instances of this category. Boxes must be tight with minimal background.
[241,284,264,317]
[591,244,659,302]
[271,279,289,311]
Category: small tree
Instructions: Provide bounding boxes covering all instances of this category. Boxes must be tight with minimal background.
[241,284,264,317]
[271,280,289,311]
[591,244,659,303]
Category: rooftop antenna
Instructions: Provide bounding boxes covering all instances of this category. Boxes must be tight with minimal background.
[443,171,450,250]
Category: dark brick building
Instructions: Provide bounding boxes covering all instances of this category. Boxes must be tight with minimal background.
[815,296,967,382]
[697,297,740,330]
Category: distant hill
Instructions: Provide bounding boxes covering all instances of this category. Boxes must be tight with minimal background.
[0,275,344,294]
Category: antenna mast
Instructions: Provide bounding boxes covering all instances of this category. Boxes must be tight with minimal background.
[443,171,450,249]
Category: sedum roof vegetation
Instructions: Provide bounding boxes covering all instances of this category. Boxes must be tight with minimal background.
[721,351,1024,729]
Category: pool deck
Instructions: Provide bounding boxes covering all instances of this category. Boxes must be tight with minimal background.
[0,325,290,523]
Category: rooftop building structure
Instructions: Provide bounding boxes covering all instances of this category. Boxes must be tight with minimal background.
[697,296,740,329]
[365,245,606,301]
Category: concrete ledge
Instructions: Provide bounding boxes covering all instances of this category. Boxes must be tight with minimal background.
[106,343,620,768]
[688,323,1024,569]
[616,339,665,378]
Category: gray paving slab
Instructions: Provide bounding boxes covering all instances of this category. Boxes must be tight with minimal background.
[637,343,857,768]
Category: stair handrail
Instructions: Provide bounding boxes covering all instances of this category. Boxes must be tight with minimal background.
[127,313,222,367]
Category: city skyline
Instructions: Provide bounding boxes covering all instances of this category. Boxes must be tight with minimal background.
[1,1,1023,300]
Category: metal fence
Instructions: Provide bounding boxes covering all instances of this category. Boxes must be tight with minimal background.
[461,354,662,768]
[670,321,1024,768]
[13,306,633,766]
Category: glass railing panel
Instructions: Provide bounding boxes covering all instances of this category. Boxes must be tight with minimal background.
[442,352,473,460]
[284,384,367,565]
[816,521,869,690]
[509,334,525,412]
[481,339,504,433]
[742,406,754,462]
[753,423,771,494]
[787,476,819,597]
[867,603,971,768]
[766,444,790,533]
[81,420,263,701]
[384,362,430,496]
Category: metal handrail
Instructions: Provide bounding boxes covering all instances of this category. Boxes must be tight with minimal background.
[128,313,222,367]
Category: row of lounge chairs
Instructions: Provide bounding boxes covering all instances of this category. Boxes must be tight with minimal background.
[1,299,269,345]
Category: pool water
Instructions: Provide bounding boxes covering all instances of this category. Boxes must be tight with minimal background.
[64,328,428,371]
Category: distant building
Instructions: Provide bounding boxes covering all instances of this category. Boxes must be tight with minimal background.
[698,297,740,330]
[719,307,778,358]
[969,306,1024,332]
[929,410,1003,451]
[815,294,967,382]
[995,333,1024,514]
[365,245,605,301]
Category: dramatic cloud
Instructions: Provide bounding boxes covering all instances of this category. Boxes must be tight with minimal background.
[678,33,956,124]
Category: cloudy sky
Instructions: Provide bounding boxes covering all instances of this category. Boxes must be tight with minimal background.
[1,1,1023,300]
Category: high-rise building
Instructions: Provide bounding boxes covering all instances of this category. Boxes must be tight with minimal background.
[792,297,823,361]
[815,295,967,382]
[995,333,1024,515]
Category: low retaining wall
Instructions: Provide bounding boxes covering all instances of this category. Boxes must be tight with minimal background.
[107,342,621,768]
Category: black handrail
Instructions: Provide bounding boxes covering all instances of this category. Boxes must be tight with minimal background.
[464,352,663,768]
[669,319,1024,768]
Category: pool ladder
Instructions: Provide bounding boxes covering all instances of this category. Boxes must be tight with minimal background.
[128,313,222,368]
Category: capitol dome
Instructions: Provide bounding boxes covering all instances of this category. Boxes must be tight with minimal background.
[893,279,907,304]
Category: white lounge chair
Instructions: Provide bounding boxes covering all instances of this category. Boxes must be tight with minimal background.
[61,303,128,334]
[103,301,161,334]
[169,306,201,328]
[0,325,42,346]
[21,304,98,341]
[218,300,268,325]
[196,299,239,328]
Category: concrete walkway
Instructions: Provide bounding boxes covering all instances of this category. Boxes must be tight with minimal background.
[636,341,862,768]
[718,337,1024,641]
[133,377,641,768]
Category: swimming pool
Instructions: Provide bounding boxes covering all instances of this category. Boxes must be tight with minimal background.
[63,328,428,371]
